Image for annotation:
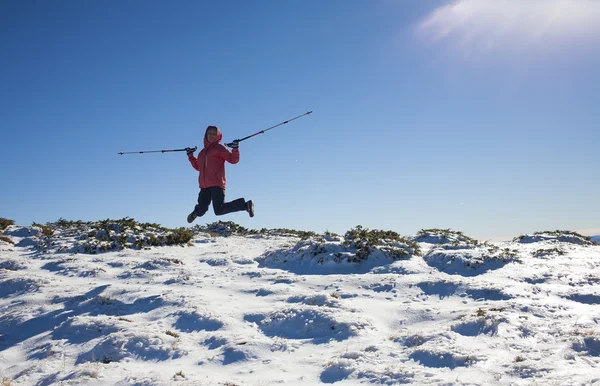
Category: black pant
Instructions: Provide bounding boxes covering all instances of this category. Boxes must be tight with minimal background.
[194,187,246,217]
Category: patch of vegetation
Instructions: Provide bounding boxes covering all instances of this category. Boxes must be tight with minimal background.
[535,230,589,238]
[514,230,596,245]
[414,228,480,247]
[193,221,321,240]
[0,217,14,231]
[476,243,520,263]
[166,228,195,245]
[324,230,340,238]
[266,227,320,240]
[533,248,566,257]
[0,235,14,244]
[1,377,13,386]
[193,221,253,236]
[165,330,180,338]
[32,218,195,254]
[343,225,421,262]
[32,222,54,237]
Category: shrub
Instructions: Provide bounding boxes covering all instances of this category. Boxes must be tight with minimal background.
[32,222,54,237]
[344,225,421,262]
[0,235,14,244]
[166,228,194,245]
[414,228,479,247]
[0,217,15,231]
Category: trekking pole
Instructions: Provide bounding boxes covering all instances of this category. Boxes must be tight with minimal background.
[224,111,313,147]
[118,146,197,155]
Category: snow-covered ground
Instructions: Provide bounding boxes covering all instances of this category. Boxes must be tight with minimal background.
[1,222,599,385]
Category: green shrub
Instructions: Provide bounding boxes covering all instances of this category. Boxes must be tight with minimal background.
[0,217,15,231]
[166,228,194,245]
[415,228,479,247]
[32,222,54,237]
[344,225,421,262]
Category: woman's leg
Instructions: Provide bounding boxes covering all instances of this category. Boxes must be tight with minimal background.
[210,187,246,215]
[194,188,212,216]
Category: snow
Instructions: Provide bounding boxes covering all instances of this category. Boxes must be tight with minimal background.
[1,223,600,385]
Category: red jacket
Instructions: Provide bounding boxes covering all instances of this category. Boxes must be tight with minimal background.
[188,127,239,189]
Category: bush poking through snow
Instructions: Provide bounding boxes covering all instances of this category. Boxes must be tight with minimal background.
[193,221,320,239]
[532,248,566,258]
[343,225,421,262]
[413,228,480,247]
[193,221,253,236]
[0,218,15,231]
[32,222,54,237]
[15,218,195,254]
[0,235,14,245]
[514,230,596,246]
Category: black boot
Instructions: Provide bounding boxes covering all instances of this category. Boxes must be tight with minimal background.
[245,200,254,218]
[187,211,198,224]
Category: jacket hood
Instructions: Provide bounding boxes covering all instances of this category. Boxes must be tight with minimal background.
[203,126,222,148]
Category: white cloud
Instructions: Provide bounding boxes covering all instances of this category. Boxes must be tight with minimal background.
[418,0,600,56]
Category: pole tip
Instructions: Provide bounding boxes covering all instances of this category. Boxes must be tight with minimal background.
[307,111,313,114]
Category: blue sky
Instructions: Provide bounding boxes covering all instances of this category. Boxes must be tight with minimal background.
[2,0,599,240]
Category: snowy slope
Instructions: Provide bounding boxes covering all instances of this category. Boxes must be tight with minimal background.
[1,224,599,385]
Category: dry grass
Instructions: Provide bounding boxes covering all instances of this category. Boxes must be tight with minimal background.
[0,235,14,244]
[165,330,180,338]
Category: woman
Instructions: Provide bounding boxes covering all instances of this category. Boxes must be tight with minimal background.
[186,125,254,223]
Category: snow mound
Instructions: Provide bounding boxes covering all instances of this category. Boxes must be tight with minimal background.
[0,259,27,271]
[320,350,416,384]
[244,307,369,344]
[409,349,478,369]
[514,230,596,245]
[76,331,186,364]
[286,294,341,308]
[412,228,479,247]
[451,313,507,336]
[52,315,120,344]
[3,225,42,238]
[8,219,195,255]
[42,258,106,277]
[194,220,322,239]
[0,277,41,297]
[417,280,512,300]
[423,244,520,276]
[572,336,600,357]
[172,311,224,332]
[257,232,419,274]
